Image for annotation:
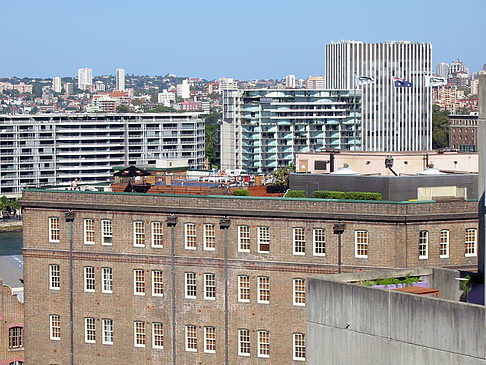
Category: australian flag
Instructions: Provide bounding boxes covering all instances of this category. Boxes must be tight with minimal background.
[393,77,413,87]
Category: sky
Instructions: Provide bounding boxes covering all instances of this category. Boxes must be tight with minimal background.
[1,0,485,80]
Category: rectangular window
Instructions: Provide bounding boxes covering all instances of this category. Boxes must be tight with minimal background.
[85,317,96,343]
[185,272,197,298]
[293,278,306,306]
[102,319,113,345]
[134,321,145,347]
[238,329,250,356]
[258,226,270,253]
[185,223,197,250]
[204,273,216,300]
[133,221,145,247]
[102,267,113,294]
[355,230,368,258]
[101,219,112,245]
[152,322,164,349]
[151,221,163,247]
[238,275,250,302]
[8,326,23,349]
[465,228,477,257]
[419,230,428,259]
[152,270,163,296]
[84,266,95,292]
[49,264,60,290]
[203,224,216,250]
[134,269,145,295]
[257,330,269,358]
[185,325,197,352]
[49,314,60,340]
[49,217,60,243]
[84,219,95,245]
[313,228,326,256]
[258,276,270,304]
[293,333,306,361]
[204,326,216,353]
[440,230,449,258]
[293,227,306,255]
[238,225,250,252]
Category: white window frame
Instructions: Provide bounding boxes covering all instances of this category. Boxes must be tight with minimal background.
[84,317,96,344]
[313,228,326,256]
[133,221,145,247]
[257,226,270,253]
[185,325,197,352]
[48,217,60,243]
[203,223,216,251]
[238,275,250,303]
[152,270,164,297]
[293,278,306,307]
[257,276,270,304]
[83,218,95,245]
[84,266,95,292]
[151,221,163,248]
[185,272,197,299]
[134,321,145,348]
[439,229,450,259]
[204,273,216,300]
[185,223,197,250]
[238,328,250,356]
[419,230,428,259]
[49,264,60,290]
[354,230,368,258]
[102,267,113,294]
[257,330,270,358]
[293,227,306,255]
[204,326,216,354]
[49,314,60,340]
[293,333,306,361]
[133,269,145,296]
[152,322,164,349]
[101,219,112,246]
[465,228,478,257]
[102,318,113,345]
[238,225,251,252]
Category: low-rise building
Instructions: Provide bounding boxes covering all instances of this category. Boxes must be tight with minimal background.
[449,114,478,152]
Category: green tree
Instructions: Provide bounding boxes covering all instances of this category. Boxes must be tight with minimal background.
[205,123,218,166]
[116,104,131,113]
[149,105,176,113]
[271,163,295,188]
[432,104,450,149]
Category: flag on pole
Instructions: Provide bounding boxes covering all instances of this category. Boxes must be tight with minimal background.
[393,77,413,87]
[355,75,374,86]
[425,75,447,87]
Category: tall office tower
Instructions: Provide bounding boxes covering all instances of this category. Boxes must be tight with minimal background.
[176,79,190,99]
[284,74,296,88]
[116,68,126,91]
[52,77,62,93]
[77,68,93,90]
[436,63,450,79]
[325,40,433,151]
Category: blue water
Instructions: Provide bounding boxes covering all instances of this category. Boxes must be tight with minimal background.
[0,230,23,255]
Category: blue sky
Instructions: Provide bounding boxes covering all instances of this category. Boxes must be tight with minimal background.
[1,0,485,80]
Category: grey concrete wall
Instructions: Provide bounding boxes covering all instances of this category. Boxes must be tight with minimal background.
[431,267,463,301]
[308,278,486,365]
[290,173,478,201]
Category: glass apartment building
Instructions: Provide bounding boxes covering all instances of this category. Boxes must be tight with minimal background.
[221,89,361,174]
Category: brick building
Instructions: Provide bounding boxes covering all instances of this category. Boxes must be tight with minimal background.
[0,280,24,365]
[449,114,478,152]
[22,190,478,364]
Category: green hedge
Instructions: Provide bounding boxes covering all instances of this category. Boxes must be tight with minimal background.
[313,190,382,200]
[233,189,250,196]
[286,190,306,198]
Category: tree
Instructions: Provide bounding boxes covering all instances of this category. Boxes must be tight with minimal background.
[116,104,131,113]
[432,104,450,149]
[149,105,175,113]
[271,163,295,188]
[205,123,218,166]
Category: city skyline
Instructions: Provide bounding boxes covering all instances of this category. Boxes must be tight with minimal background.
[1,0,485,80]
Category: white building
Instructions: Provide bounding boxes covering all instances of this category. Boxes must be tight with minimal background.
[218,77,238,92]
[77,68,93,90]
[176,79,190,99]
[306,76,326,89]
[436,63,449,79]
[94,81,106,92]
[325,40,432,151]
[52,77,62,93]
[284,74,296,88]
[116,68,126,91]
[157,89,175,107]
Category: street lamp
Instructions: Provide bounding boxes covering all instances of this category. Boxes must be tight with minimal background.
[333,222,346,274]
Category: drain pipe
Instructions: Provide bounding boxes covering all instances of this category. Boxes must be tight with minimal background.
[65,210,76,365]
[167,214,178,365]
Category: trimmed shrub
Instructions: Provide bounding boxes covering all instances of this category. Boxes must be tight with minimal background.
[233,189,250,196]
[286,190,306,198]
[313,191,382,200]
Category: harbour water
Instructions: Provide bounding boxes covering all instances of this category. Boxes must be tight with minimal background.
[0,230,23,256]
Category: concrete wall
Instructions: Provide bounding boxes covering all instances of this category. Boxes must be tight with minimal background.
[307,277,486,365]
[431,267,463,301]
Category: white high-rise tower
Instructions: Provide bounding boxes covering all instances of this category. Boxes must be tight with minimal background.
[52,77,62,93]
[77,68,93,90]
[116,68,126,91]
[325,40,432,151]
